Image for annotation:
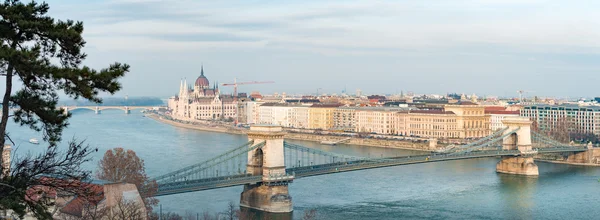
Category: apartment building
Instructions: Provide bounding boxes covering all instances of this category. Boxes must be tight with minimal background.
[521,104,600,135]
[308,104,342,130]
[355,107,409,135]
[333,107,358,131]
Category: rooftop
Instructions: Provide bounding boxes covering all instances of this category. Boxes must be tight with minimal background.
[400,110,456,115]
[486,110,520,115]
[524,104,600,111]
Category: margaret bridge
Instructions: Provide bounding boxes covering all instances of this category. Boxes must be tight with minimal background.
[59,106,156,114]
[150,117,600,213]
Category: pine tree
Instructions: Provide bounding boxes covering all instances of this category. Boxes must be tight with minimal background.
[0,0,129,218]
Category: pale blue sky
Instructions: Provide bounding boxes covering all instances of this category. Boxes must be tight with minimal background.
[17,0,600,98]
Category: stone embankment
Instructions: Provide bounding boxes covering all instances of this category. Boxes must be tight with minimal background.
[146,114,246,135]
[146,114,436,151]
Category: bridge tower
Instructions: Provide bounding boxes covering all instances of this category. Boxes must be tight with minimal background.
[496,117,539,176]
[95,106,101,114]
[240,125,293,213]
[125,106,131,114]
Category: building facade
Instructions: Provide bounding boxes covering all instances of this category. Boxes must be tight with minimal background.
[308,104,341,130]
[167,66,237,122]
[521,104,600,136]
[355,107,408,135]
[486,109,520,131]
[444,104,491,138]
[258,103,294,127]
[395,110,459,138]
[333,107,358,131]
[291,106,310,129]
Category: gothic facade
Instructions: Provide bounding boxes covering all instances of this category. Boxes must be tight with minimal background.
[168,66,237,121]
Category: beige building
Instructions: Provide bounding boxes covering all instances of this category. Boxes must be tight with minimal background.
[444,104,491,138]
[355,107,408,135]
[396,110,460,138]
[308,104,341,130]
[393,104,491,139]
[333,107,358,131]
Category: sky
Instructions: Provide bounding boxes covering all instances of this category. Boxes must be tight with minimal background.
[7,0,600,99]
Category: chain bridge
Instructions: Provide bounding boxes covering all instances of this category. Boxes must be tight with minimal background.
[151,117,598,213]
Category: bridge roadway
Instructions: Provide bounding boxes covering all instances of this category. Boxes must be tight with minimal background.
[155,146,586,196]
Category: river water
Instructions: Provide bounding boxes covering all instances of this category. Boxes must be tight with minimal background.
[6,110,600,219]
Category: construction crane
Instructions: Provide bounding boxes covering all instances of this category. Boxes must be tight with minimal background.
[221,78,274,101]
[517,90,535,103]
[221,78,274,125]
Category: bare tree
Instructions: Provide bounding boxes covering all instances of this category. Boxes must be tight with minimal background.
[160,212,184,220]
[184,211,196,220]
[223,201,237,220]
[4,141,96,219]
[201,210,214,220]
[236,208,256,220]
[56,194,145,220]
[105,196,145,220]
[96,148,158,217]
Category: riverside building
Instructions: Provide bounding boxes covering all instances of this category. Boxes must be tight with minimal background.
[167,66,237,121]
[521,104,600,136]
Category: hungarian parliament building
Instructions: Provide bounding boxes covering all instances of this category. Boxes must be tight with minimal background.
[167,66,237,121]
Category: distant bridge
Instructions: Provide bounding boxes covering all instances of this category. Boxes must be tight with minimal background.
[60,106,157,114]
[150,117,600,213]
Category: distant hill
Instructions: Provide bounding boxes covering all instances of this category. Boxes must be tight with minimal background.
[59,97,164,106]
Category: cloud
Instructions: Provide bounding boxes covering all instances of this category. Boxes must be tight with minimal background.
[59,0,599,55]
[36,0,600,98]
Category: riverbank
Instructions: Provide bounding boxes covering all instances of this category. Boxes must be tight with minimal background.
[146,114,434,152]
[146,114,246,135]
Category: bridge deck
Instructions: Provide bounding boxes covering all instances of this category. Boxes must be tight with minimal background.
[156,147,586,196]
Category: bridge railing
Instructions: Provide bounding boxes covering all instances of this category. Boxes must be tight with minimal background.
[283,142,366,168]
[153,141,266,184]
[439,128,511,154]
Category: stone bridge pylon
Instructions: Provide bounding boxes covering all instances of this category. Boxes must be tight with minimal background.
[496,117,538,175]
[240,125,293,213]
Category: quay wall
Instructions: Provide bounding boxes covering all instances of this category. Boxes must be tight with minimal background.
[146,114,434,152]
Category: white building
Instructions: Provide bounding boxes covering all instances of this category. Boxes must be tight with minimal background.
[167,66,237,121]
[355,107,409,135]
[292,105,310,129]
[258,103,294,127]
[521,104,600,136]
[245,101,264,124]
[487,110,520,131]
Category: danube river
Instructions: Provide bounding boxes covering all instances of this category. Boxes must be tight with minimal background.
[7,110,600,219]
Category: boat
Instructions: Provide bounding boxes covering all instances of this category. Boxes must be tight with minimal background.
[29,138,39,144]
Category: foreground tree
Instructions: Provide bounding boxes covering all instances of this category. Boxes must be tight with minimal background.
[97,148,158,217]
[0,0,129,218]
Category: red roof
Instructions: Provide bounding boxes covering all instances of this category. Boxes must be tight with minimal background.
[310,103,343,108]
[457,101,478,105]
[26,178,106,217]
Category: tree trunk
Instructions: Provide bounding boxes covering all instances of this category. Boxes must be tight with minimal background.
[0,65,13,174]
